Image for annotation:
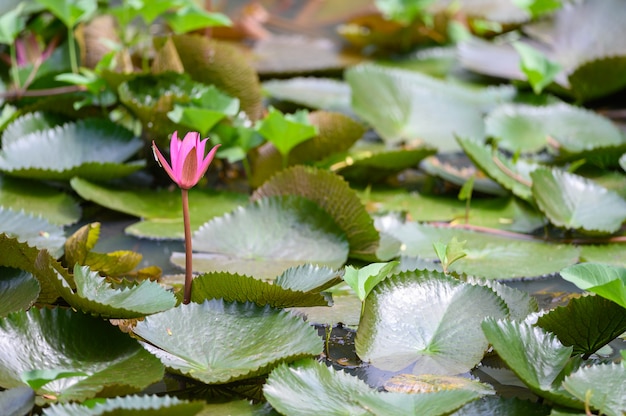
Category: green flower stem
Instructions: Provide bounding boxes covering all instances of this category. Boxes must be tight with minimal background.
[67,26,78,73]
[182,188,193,304]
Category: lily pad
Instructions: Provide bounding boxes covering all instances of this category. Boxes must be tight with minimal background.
[562,364,626,416]
[580,244,626,267]
[70,178,248,240]
[0,235,59,304]
[485,103,624,154]
[530,168,626,233]
[0,119,144,181]
[0,208,65,258]
[262,77,353,114]
[133,300,322,384]
[536,295,626,357]
[0,387,35,416]
[252,166,380,261]
[42,394,205,416]
[189,272,330,308]
[0,176,80,226]
[0,307,164,402]
[346,63,515,151]
[457,137,535,202]
[481,318,582,409]
[451,396,551,416]
[264,359,485,416]
[319,142,437,183]
[0,268,39,317]
[34,254,177,319]
[0,111,64,145]
[356,270,507,374]
[559,263,626,309]
[174,195,348,278]
[380,221,579,279]
[274,264,343,293]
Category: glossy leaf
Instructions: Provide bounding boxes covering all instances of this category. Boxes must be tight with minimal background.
[70,178,247,240]
[356,270,507,374]
[176,195,348,278]
[0,119,144,181]
[457,137,534,201]
[530,168,626,233]
[481,318,581,408]
[559,263,626,309]
[536,295,626,356]
[0,235,59,304]
[256,108,317,158]
[513,42,561,94]
[164,7,231,34]
[346,63,514,151]
[562,364,626,416]
[485,103,624,154]
[0,268,39,317]
[133,300,322,384]
[0,176,80,226]
[0,207,65,258]
[167,85,239,135]
[43,394,205,416]
[190,272,330,308]
[381,221,579,279]
[0,307,164,402]
[274,264,343,293]
[34,253,176,318]
[252,166,380,261]
[262,77,352,113]
[264,359,484,416]
[343,261,397,302]
[35,0,97,27]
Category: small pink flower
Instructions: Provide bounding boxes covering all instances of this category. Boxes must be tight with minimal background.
[152,131,220,189]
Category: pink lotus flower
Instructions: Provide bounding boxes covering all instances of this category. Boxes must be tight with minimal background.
[152,131,220,189]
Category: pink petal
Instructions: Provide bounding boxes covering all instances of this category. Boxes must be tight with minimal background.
[152,141,177,185]
[195,144,221,183]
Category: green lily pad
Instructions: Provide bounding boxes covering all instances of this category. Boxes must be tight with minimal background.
[34,252,176,319]
[530,168,626,233]
[275,264,343,292]
[559,263,626,309]
[262,77,352,113]
[0,235,59,304]
[381,221,579,279]
[133,300,322,384]
[536,295,626,357]
[580,244,626,267]
[249,111,366,188]
[356,270,507,374]
[170,35,263,121]
[42,394,205,416]
[264,359,486,416]
[0,307,164,402]
[174,195,348,278]
[346,63,514,151]
[562,364,626,416]
[365,189,545,233]
[70,178,248,240]
[0,268,39,317]
[0,176,80,226]
[485,103,624,154]
[457,137,535,202]
[0,111,64,147]
[481,318,582,409]
[252,166,380,261]
[465,277,538,321]
[0,208,65,258]
[190,272,330,308]
[320,142,437,183]
[0,118,144,181]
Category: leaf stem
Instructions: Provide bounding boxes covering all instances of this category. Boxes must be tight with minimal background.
[182,188,193,304]
[491,154,532,187]
[9,44,21,90]
[68,26,78,73]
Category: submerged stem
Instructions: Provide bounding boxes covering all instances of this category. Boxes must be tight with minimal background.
[182,188,193,304]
